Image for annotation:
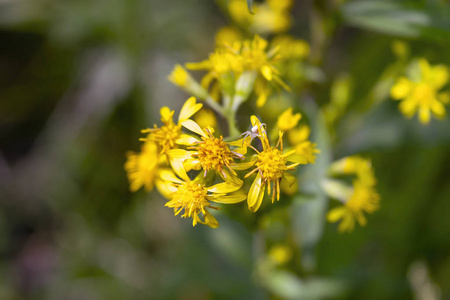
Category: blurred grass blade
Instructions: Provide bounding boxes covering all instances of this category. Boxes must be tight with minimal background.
[247,0,254,13]
[341,0,450,41]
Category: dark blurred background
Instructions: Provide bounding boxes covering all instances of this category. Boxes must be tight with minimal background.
[1,0,450,299]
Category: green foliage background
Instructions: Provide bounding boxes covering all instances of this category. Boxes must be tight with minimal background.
[1,0,450,299]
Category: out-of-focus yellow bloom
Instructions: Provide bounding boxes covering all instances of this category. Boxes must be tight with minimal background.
[327,181,379,232]
[243,116,307,212]
[272,35,310,60]
[326,156,380,232]
[187,35,289,107]
[194,108,217,129]
[168,64,190,88]
[277,107,301,131]
[288,125,320,164]
[390,59,449,124]
[215,26,242,47]
[391,40,409,59]
[168,119,245,179]
[161,168,246,228]
[141,97,202,154]
[124,141,161,192]
[268,244,293,265]
[228,0,293,34]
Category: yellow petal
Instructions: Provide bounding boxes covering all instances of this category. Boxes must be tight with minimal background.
[231,160,256,170]
[176,134,200,145]
[181,119,207,137]
[418,107,431,124]
[261,65,273,81]
[204,213,219,228]
[430,100,446,118]
[287,153,308,164]
[327,206,347,223]
[179,97,203,123]
[169,158,190,181]
[399,98,417,118]
[159,170,182,183]
[390,77,412,100]
[248,174,265,212]
[155,179,177,199]
[207,181,241,193]
[430,65,449,89]
[208,194,247,204]
[282,172,296,187]
[160,107,173,123]
[167,149,192,160]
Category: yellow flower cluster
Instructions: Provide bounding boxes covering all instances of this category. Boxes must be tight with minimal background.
[125,95,317,227]
[324,156,380,232]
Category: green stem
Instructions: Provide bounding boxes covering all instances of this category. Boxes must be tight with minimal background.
[224,108,240,138]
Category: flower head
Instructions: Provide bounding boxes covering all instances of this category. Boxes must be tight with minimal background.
[390,59,449,124]
[124,141,162,192]
[169,119,245,179]
[141,97,202,155]
[244,116,307,212]
[160,168,246,228]
[288,125,320,164]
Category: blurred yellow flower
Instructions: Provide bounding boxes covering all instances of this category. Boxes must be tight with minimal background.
[244,116,307,212]
[268,244,293,265]
[277,107,301,132]
[228,0,293,34]
[124,141,161,192]
[326,156,380,232]
[327,181,380,232]
[390,59,449,124]
[141,97,202,154]
[160,168,246,228]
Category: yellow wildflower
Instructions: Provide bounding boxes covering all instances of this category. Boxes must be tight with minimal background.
[124,141,162,192]
[277,107,301,132]
[168,119,245,179]
[141,97,202,155]
[327,181,380,232]
[325,156,380,232]
[160,168,246,228]
[244,116,307,212]
[168,64,190,88]
[390,59,449,124]
[228,0,293,34]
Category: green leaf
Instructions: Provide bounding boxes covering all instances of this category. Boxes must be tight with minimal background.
[341,1,450,41]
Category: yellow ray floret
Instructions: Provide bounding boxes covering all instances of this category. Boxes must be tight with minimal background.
[390,58,449,124]
[141,97,202,154]
[160,168,246,228]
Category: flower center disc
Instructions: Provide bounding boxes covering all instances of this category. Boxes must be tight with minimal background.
[196,137,233,171]
[256,147,287,181]
[152,123,181,152]
[175,181,208,213]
